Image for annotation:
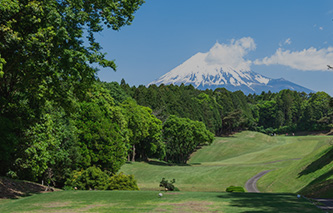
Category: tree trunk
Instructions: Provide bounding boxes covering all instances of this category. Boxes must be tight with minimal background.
[131,144,136,162]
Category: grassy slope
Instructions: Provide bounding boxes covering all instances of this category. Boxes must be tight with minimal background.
[121,131,333,196]
[258,139,333,198]
[0,190,322,213]
[121,131,285,191]
[1,131,330,212]
[189,131,276,163]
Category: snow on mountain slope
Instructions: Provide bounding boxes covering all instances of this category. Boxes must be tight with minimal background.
[149,52,270,91]
[148,43,313,94]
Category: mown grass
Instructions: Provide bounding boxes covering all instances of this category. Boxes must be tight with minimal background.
[0,190,322,213]
[121,160,285,191]
[258,139,333,198]
[189,131,277,163]
[121,131,332,194]
[1,131,331,212]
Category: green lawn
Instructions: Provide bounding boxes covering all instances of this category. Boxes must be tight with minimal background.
[0,190,322,213]
[121,131,333,194]
[1,131,331,212]
[258,139,333,197]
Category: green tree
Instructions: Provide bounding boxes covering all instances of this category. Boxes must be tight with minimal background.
[163,115,214,164]
[7,101,81,186]
[121,99,164,161]
[257,100,278,128]
[305,92,332,130]
[0,0,144,113]
[0,0,144,177]
[75,84,128,174]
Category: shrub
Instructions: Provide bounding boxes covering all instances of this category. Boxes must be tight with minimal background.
[226,186,245,192]
[107,172,139,190]
[159,178,179,191]
[63,185,74,190]
[65,166,109,190]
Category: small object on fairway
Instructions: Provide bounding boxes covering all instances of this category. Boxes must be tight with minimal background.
[158,193,163,197]
[297,194,301,198]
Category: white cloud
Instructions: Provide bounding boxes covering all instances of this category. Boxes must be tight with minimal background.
[319,26,324,30]
[205,37,256,71]
[254,47,333,71]
[284,38,292,45]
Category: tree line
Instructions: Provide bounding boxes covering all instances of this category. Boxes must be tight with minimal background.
[120,80,333,135]
[0,80,214,187]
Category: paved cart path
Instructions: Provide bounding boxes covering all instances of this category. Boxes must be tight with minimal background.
[312,198,333,211]
[245,170,272,192]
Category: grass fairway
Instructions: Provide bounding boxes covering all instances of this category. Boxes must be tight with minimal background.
[1,131,331,212]
[0,190,322,213]
[121,131,333,193]
[258,138,333,197]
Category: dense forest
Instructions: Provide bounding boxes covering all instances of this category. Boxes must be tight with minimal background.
[0,80,215,187]
[121,80,333,135]
[1,0,333,190]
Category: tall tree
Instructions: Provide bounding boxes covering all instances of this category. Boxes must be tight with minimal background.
[121,99,164,162]
[163,115,214,164]
[0,0,144,177]
[0,0,144,114]
[75,83,128,174]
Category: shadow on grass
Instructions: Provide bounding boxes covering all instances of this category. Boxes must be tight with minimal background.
[145,160,193,167]
[126,160,195,167]
[217,193,320,213]
[298,146,332,177]
[146,160,173,166]
[0,177,51,199]
[298,170,333,198]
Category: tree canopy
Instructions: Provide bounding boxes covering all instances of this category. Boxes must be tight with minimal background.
[0,0,144,116]
[0,0,145,186]
[163,115,214,164]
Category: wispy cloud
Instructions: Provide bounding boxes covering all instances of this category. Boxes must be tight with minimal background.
[254,47,333,71]
[313,24,324,31]
[280,38,292,47]
[284,38,292,45]
[205,37,256,71]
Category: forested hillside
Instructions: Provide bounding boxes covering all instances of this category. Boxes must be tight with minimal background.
[120,80,333,136]
[1,72,332,189]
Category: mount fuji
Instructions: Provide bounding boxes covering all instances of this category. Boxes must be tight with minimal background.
[148,47,313,95]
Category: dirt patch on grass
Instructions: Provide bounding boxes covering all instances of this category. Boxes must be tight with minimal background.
[38,202,73,208]
[0,177,59,199]
[75,204,112,212]
[215,140,229,144]
[32,203,113,213]
[155,201,216,212]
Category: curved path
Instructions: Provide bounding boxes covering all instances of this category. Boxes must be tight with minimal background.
[312,199,333,211]
[245,170,272,192]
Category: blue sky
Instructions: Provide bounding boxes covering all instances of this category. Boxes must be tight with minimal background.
[95,0,333,95]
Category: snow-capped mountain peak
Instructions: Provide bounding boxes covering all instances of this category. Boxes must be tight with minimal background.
[148,42,313,94]
[149,51,271,93]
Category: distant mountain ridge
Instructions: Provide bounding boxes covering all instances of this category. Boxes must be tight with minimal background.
[149,51,313,94]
